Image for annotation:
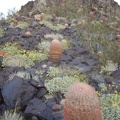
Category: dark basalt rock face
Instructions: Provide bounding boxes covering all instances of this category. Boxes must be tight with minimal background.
[53,111,64,120]
[19,1,34,16]
[24,98,53,120]
[1,76,37,109]
[0,56,3,69]
[111,69,120,80]
[35,87,47,98]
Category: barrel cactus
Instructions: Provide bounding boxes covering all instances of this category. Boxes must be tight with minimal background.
[50,39,62,63]
[64,82,103,120]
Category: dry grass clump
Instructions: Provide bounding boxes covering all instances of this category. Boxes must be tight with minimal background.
[0,109,24,120]
[0,27,5,38]
[37,41,51,53]
[44,33,64,40]
[2,54,34,68]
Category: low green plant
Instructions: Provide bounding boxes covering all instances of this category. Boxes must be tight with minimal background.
[34,14,53,21]
[15,21,29,29]
[39,20,65,31]
[34,0,48,13]
[9,20,29,29]
[43,14,53,21]
[43,0,83,18]
[37,41,50,53]
[61,39,70,51]
[48,23,65,31]
[56,16,67,22]
[99,94,120,120]
[2,54,34,68]
[76,19,120,67]
[39,20,52,26]
[2,44,19,55]
[46,66,62,77]
[44,33,64,40]
[45,66,88,94]
[0,109,24,120]
[9,68,45,82]
[2,42,48,59]
[9,71,31,81]
[34,14,41,20]
[0,27,5,38]
[45,76,80,94]
[26,50,49,62]
[46,66,87,82]
[100,60,118,75]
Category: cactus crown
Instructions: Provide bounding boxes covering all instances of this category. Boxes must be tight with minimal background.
[65,82,100,108]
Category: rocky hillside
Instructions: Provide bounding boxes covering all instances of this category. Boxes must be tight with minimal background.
[0,0,120,120]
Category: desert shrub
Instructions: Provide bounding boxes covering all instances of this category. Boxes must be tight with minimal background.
[37,0,120,67]
[33,0,48,12]
[3,42,48,59]
[61,39,70,51]
[9,68,45,82]
[26,50,49,61]
[9,71,31,81]
[48,0,86,18]
[3,45,19,55]
[34,13,53,21]
[100,60,118,75]
[0,109,24,120]
[99,94,120,120]
[40,20,65,31]
[2,54,34,68]
[39,20,52,26]
[45,65,88,94]
[44,33,64,40]
[15,21,29,29]
[76,19,120,67]
[45,76,80,94]
[0,27,5,38]
[47,23,65,31]
[46,66,88,81]
[37,41,50,52]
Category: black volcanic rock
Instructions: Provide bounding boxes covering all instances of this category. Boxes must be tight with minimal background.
[35,87,47,98]
[111,69,120,80]
[0,56,3,68]
[2,76,37,109]
[6,28,21,36]
[53,111,64,120]
[19,1,34,16]
[46,97,56,109]
[24,98,53,120]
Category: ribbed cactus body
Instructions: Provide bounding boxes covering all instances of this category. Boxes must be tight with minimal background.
[40,13,44,21]
[50,39,62,63]
[64,82,103,120]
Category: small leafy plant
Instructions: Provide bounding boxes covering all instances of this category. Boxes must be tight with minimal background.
[100,60,118,75]
[0,109,24,120]
[99,94,120,120]
[45,76,80,94]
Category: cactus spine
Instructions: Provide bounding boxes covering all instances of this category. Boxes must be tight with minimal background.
[64,82,103,120]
